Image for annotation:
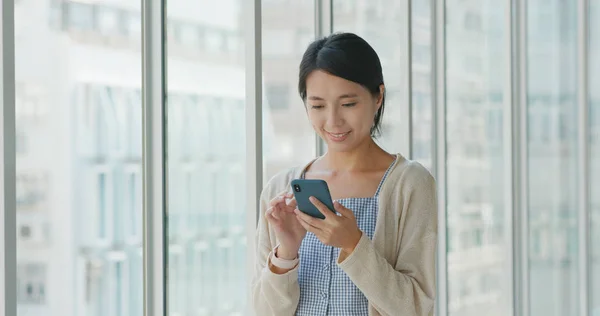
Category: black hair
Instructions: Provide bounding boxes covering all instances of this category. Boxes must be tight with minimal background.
[298,32,385,138]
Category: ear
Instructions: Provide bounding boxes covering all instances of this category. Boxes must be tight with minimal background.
[375,84,385,112]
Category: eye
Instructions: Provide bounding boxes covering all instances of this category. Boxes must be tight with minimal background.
[342,102,357,107]
[310,105,324,109]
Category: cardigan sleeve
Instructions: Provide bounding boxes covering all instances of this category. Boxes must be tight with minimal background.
[250,182,301,316]
[337,173,438,316]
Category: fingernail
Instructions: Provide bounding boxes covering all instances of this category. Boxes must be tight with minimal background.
[309,196,315,202]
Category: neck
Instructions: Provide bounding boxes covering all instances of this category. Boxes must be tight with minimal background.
[322,137,386,171]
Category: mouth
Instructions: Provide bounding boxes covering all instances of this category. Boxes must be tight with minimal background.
[325,131,351,142]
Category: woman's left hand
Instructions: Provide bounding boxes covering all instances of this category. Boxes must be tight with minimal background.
[294,197,362,254]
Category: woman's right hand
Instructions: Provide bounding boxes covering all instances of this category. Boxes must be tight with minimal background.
[265,192,307,259]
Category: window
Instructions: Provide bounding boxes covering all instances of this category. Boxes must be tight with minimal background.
[97,7,120,35]
[17,263,47,305]
[266,84,290,110]
[486,109,502,143]
[15,0,143,314]
[263,0,316,181]
[446,1,510,315]
[16,171,48,212]
[263,29,295,57]
[464,12,482,31]
[528,1,579,315]
[98,173,108,240]
[179,23,200,47]
[205,29,224,53]
[67,2,95,31]
[126,14,141,39]
[48,0,64,30]
[413,44,431,65]
[166,1,249,314]
[124,169,142,242]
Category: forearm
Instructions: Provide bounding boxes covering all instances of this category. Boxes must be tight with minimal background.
[338,234,435,316]
[252,248,301,315]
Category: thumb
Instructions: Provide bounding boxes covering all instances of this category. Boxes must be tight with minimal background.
[333,201,354,218]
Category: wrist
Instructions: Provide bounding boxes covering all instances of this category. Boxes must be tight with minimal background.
[342,230,362,253]
[276,245,299,260]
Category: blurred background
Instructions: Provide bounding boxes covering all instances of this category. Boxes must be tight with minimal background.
[9,0,599,315]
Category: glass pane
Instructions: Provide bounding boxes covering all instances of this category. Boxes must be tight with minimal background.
[527,1,579,315]
[411,0,433,169]
[591,1,600,314]
[165,1,247,315]
[332,0,409,153]
[445,1,510,315]
[15,1,143,316]
[262,1,316,180]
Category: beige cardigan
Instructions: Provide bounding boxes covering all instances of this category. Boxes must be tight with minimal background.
[251,154,437,316]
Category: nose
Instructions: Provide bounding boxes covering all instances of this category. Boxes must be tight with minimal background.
[326,106,344,128]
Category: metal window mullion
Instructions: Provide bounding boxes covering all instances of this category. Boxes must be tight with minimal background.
[577,0,590,315]
[315,0,332,157]
[141,0,166,314]
[400,0,413,159]
[245,0,262,313]
[513,0,530,315]
[504,0,516,314]
[0,0,17,316]
[432,0,447,315]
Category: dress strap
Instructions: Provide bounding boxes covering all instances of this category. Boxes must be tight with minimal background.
[374,158,397,196]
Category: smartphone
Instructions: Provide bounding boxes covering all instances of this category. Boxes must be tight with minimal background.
[290,179,335,220]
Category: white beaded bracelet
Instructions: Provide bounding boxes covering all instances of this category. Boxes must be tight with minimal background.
[270,245,299,269]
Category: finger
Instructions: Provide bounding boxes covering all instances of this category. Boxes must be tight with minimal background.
[295,213,320,233]
[294,208,325,229]
[271,206,281,220]
[296,216,314,232]
[333,201,354,219]
[285,196,297,210]
[265,208,281,225]
[269,194,289,208]
[309,196,334,220]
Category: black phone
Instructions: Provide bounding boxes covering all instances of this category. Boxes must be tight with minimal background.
[290,179,335,220]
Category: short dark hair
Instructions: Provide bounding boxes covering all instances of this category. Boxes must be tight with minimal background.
[298,32,385,138]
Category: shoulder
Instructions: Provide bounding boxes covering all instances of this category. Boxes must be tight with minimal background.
[378,156,437,230]
[382,155,436,197]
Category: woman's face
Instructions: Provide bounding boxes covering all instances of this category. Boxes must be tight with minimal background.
[305,70,383,152]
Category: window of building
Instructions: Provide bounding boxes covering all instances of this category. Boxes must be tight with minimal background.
[205,29,224,53]
[126,13,142,39]
[17,263,47,305]
[266,84,290,111]
[97,6,120,35]
[67,1,95,31]
[463,12,482,31]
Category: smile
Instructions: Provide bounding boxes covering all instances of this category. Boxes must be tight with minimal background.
[326,131,351,142]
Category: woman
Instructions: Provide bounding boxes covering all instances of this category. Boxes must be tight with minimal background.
[251,32,437,316]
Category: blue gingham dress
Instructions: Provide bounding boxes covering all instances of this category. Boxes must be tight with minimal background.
[295,161,395,316]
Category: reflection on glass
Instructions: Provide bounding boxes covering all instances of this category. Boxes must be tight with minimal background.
[166,1,247,315]
[332,0,409,154]
[411,0,432,169]
[262,1,316,181]
[445,1,509,315]
[591,1,600,314]
[527,1,579,315]
[15,1,143,316]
